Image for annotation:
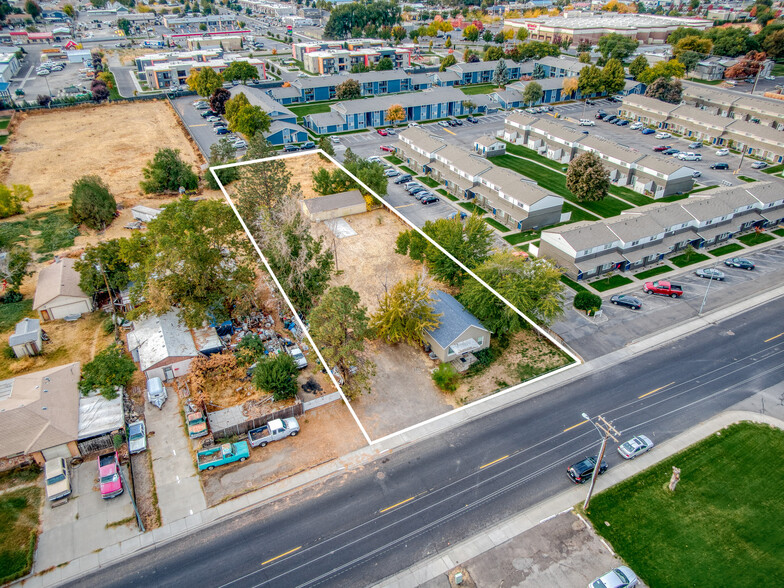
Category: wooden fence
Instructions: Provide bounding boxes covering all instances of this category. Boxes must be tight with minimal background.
[209,401,304,440]
[77,433,116,456]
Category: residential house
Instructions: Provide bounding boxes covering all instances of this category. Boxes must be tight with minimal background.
[423,290,491,363]
[8,318,43,358]
[301,190,366,221]
[474,136,506,157]
[33,258,94,322]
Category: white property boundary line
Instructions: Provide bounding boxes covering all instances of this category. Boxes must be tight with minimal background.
[210,149,583,447]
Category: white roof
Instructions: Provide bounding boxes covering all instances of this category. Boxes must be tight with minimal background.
[127,310,199,372]
[77,390,124,440]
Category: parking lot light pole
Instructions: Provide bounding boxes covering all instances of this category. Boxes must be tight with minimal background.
[698,262,720,315]
[581,412,619,511]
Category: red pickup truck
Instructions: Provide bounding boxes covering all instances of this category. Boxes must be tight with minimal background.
[643,280,683,298]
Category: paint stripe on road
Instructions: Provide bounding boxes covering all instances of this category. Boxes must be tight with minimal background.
[639,381,676,399]
[379,496,416,513]
[765,332,784,343]
[395,203,416,209]
[190,123,208,127]
[262,546,301,566]
[479,455,509,470]
[563,419,587,432]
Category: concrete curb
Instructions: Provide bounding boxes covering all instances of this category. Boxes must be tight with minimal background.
[371,409,784,588]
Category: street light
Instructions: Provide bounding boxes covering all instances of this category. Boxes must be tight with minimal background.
[698,261,720,315]
[581,412,618,511]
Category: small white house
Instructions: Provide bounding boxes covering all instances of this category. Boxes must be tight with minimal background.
[9,318,43,358]
[33,258,94,322]
[127,310,201,381]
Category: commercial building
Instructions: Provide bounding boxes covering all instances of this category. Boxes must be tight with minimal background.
[540,181,784,280]
[163,15,240,29]
[396,127,564,230]
[142,56,266,90]
[239,0,297,17]
[504,13,711,46]
[0,52,21,84]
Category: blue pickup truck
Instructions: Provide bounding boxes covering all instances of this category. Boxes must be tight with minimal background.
[197,442,249,471]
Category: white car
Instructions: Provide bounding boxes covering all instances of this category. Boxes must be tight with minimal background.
[367,156,382,163]
[578,119,595,126]
[716,148,730,156]
[629,122,643,130]
[617,435,654,459]
[330,136,341,144]
[588,566,638,588]
[407,122,419,128]
[678,152,702,161]
[36,69,50,76]
[287,345,307,369]
[128,421,147,454]
[655,132,672,139]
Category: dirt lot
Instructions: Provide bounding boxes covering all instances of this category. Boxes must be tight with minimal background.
[1,102,204,211]
[324,208,422,314]
[0,311,114,380]
[283,152,338,200]
[200,400,366,506]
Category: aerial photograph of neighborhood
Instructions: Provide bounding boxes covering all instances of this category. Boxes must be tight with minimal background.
[0,0,782,586]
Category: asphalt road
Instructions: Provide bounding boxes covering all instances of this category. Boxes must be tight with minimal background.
[64,295,784,588]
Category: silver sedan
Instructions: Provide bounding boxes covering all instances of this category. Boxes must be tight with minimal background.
[617,435,654,460]
[695,268,725,281]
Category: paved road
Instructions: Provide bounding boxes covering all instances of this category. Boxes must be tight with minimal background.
[64,295,784,588]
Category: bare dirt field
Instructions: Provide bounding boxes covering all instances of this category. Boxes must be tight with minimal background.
[323,208,423,314]
[284,152,338,200]
[1,102,204,211]
[200,400,367,506]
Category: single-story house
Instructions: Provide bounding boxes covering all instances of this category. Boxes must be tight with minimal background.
[423,290,491,363]
[474,136,506,157]
[0,362,82,465]
[33,257,94,322]
[301,189,366,222]
[127,310,201,381]
[9,318,43,358]
[264,120,309,145]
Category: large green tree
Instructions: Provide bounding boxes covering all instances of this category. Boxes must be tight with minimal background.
[370,276,441,346]
[229,104,271,137]
[629,54,649,80]
[79,344,137,400]
[493,59,508,87]
[140,148,198,193]
[705,26,758,57]
[68,175,116,230]
[0,246,32,294]
[644,77,683,103]
[74,240,130,297]
[185,66,224,97]
[522,81,543,105]
[578,64,604,96]
[221,60,258,84]
[207,137,241,190]
[0,184,32,219]
[439,54,457,71]
[308,286,375,399]
[566,151,610,203]
[601,58,626,96]
[324,0,401,39]
[253,353,298,400]
[336,78,361,100]
[637,60,685,85]
[119,197,255,327]
[597,33,639,62]
[224,91,250,123]
[459,251,564,332]
[234,135,292,222]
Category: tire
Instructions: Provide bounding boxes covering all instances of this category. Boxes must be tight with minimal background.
[290,431,298,437]
[208,466,214,471]
[239,457,246,462]
[612,301,618,305]
[634,306,640,310]
[645,289,652,294]
[260,442,267,448]
[670,293,678,298]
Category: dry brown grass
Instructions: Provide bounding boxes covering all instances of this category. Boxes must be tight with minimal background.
[284,153,338,200]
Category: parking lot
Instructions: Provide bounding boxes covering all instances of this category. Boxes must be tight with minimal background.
[170,95,247,158]
[554,243,784,359]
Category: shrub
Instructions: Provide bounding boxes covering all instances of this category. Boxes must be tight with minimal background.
[102,317,115,335]
[574,291,602,313]
[0,290,23,304]
[432,363,459,392]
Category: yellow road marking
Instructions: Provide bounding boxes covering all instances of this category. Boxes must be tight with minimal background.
[479,455,509,470]
[262,546,301,566]
[563,420,587,433]
[395,203,415,209]
[380,496,416,513]
[764,332,784,343]
[190,123,208,127]
[639,381,675,399]
[443,128,457,136]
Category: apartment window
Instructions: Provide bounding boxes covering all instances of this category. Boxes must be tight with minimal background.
[630,240,639,246]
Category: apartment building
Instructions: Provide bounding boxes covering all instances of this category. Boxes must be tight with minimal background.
[267,70,427,104]
[447,59,523,85]
[540,182,784,280]
[291,39,385,62]
[302,47,411,75]
[143,57,266,89]
[395,127,564,230]
[681,83,784,129]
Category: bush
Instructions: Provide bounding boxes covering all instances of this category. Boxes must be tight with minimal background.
[432,363,459,392]
[0,290,23,304]
[253,352,298,401]
[3,345,16,359]
[574,291,602,313]
[102,317,115,335]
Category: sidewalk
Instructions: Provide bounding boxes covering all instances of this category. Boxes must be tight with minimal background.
[373,388,784,588]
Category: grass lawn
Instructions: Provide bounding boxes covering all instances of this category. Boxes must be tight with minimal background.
[670,250,710,267]
[738,175,757,183]
[709,243,745,257]
[384,155,403,165]
[417,176,440,188]
[0,299,34,333]
[560,274,589,294]
[400,165,418,176]
[737,232,776,246]
[761,163,784,175]
[563,202,600,222]
[504,231,539,245]
[774,228,784,237]
[686,77,724,85]
[586,422,784,588]
[484,217,510,232]
[289,103,333,117]
[461,84,497,95]
[588,275,633,292]
[0,135,8,146]
[458,202,487,215]
[501,142,565,172]
[0,486,41,584]
[0,209,80,256]
[436,188,458,201]
[772,62,784,76]
[633,265,673,280]
[0,118,10,130]
[609,186,654,207]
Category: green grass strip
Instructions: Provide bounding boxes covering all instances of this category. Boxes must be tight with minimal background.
[417,176,440,188]
[436,188,458,201]
[560,274,589,294]
[400,165,418,176]
[761,163,784,174]
[458,202,487,215]
[774,228,784,237]
[588,275,633,292]
[708,243,745,257]
[484,217,511,232]
[384,155,403,165]
[737,232,776,246]
[738,175,757,183]
[504,231,538,245]
[633,265,673,280]
[670,251,710,267]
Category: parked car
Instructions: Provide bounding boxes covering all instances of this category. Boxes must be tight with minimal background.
[595,112,607,120]
[414,190,432,200]
[128,421,147,454]
[201,111,218,118]
[604,115,618,123]
[394,174,412,184]
[585,99,596,105]
[450,117,463,125]
[447,119,459,127]
[641,128,656,135]
[407,121,420,127]
[212,121,227,128]
[662,148,680,155]
[617,435,654,459]
[421,194,440,204]
[197,442,249,471]
[330,136,341,144]
[232,140,248,149]
[724,257,755,270]
[438,120,450,127]
[447,211,468,220]
[146,377,167,409]
[578,119,595,126]
[187,411,208,438]
[567,455,608,484]
[248,418,300,448]
[710,162,730,170]
[692,170,702,178]
[44,458,72,502]
[616,119,629,126]
[751,161,768,169]
[98,452,123,499]
[466,116,478,123]
[629,122,642,130]
[376,129,388,136]
[408,186,425,194]
[610,294,642,310]
[695,268,725,280]
[678,152,702,161]
[688,141,702,149]
[588,566,639,588]
[643,280,683,298]
[367,156,382,163]
[287,344,308,368]
[716,148,730,156]
[206,116,221,123]
[301,141,316,150]
[655,132,672,139]
[385,169,400,177]
[653,145,671,152]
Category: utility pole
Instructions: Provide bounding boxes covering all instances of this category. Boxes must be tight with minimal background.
[582,412,619,511]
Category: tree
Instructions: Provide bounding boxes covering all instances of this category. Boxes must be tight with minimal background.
[482,30,493,43]
[24,0,39,19]
[74,240,130,298]
[117,18,131,36]
[68,175,116,231]
[120,197,254,326]
[62,3,75,17]
[574,291,602,313]
[484,46,504,61]
[637,59,685,85]
[370,276,441,346]
[578,64,604,96]
[207,137,240,190]
[705,26,758,58]
[562,76,579,98]
[209,87,231,115]
[724,51,767,79]
[343,150,388,196]
[392,26,406,43]
[492,58,508,87]
[432,363,459,392]
[229,104,271,137]
[140,148,198,194]
[224,91,250,125]
[0,184,32,219]
[677,50,701,73]
[516,28,529,42]
[234,135,292,221]
[221,60,258,84]
[629,54,649,80]
[308,286,375,399]
[566,151,610,203]
[376,56,394,70]
[439,54,457,71]
[644,77,683,103]
[673,35,712,57]
[318,136,335,157]
[464,24,479,41]
[79,345,136,400]
[37,94,51,107]
[444,36,452,49]
[336,78,361,100]
[185,66,224,97]
[91,81,109,101]
[578,51,591,63]
[522,81,543,105]
[459,251,564,332]
[253,353,298,401]
[597,32,639,61]
[0,246,32,294]
[762,29,784,59]
[384,104,405,126]
[601,58,626,95]
[493,31,505,44]
[462,99,477,113]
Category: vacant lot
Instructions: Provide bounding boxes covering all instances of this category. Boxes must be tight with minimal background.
[0,480,42,585]
[586,422,784,588]
[285,152,338,200]
[2,102,203,211]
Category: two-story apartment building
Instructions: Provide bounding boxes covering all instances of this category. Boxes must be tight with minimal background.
[447,59,523,85]
[267,70,425,104]
[302,47,411,75]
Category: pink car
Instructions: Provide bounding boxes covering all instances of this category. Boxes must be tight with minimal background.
[98,452,123,499]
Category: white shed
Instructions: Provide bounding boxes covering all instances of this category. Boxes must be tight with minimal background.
[131,205,163,223]
[9,318,43,358]
[33,258,94,321]
[127,310,200,381]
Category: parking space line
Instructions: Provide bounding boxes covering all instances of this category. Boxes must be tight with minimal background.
[396,203,416,209]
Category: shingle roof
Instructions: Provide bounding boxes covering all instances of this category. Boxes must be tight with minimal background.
[477,167,553,206]
[605,214,665,243]
[530,117,587,143]
[505,111,538,128]
[545,221,618,251]
[127,310,199,372]
[621,93,679,115]
[433,145,492,177]
[333,87,467,115]
[425,290,488,348]
[8,318,40,347]
[726,119,784,145]
[302,189,365,214]
[745,181,782,205]
[235,85,295,119]
[33,258,89,310]
[670,104,733,129]
[268,86,301,100]
[579,135,643,163]
[474,135,503,148]
[448,59,516,73]
[306,111,346,127]
[624,202,694,228]
[680,196,737,222]
[399,126,447,154]
[635,154,685,176]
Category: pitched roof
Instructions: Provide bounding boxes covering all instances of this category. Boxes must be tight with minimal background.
[726,119,784,145]
[302,189,365,214]
[332,87,467,116]
[33,257,88,310]
[399,126,447,154]
[306,110,346,127]
[127,310,200,372]
[605,214,665,243]
[235,85,295,119]
[680,196,737,222]
[433,145,493,177]
[545,221,618,251]
[477,166,553,206]
[621,93,679,115]
[425,290,488,348]
[745,181,782,205]
[0,362,81,458]
[9,318,41,347]
[265,120,307,135]
[579,135,643,163]
[474,135,504,148]
[268,86,301,100]
[449,59,517,73]
[530,117,587,143]
[623,201,694,228]
[635,153,685,176]
[670,103,733,129]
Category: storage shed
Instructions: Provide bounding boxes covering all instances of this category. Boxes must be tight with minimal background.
[301,189,367,222]
[131,205,163,222]
[9,318,43,358]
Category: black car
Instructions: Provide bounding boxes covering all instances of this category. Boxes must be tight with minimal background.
[466,116,478,123]
[567,456,609,484]
[447,119,459,127]
[452,118,463,126]
[610,294,642,310]
[605,115,618,123]
[586,99,596,105]
[710,162,730,170]
[394,174,412,184]
[595,112,607,120]
[421,195,440,204]
[408,186,426,195]
[283,145,300,152]
[724,257,755,270]
[200,110,218,118]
